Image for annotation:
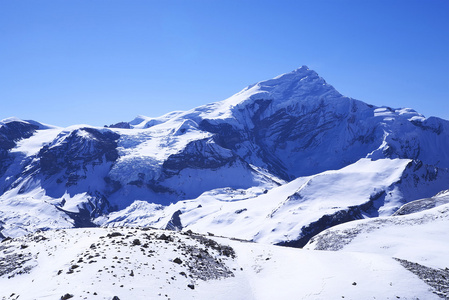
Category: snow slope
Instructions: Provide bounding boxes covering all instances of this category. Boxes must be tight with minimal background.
[98,158,449,247]
[305,202,449,260]
[304,202,449,299]
[0,227,444,300]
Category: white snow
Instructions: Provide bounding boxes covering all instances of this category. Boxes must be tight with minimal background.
[13,128,63,157]
[0,188,73,238]
[0,227,442,300]
[305,202,449,270]
[108,117,212,185]
[99,158,412,245]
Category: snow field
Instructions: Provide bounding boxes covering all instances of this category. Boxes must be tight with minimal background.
[1,227,442,300]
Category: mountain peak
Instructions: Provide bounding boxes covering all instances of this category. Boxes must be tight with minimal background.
[0,117,28,125]
[0,117,57,130]
[131,66,344,125]
[256,65,333,94]
[272,65,312,80]
[212,66,343,119]
[242,66,317,92]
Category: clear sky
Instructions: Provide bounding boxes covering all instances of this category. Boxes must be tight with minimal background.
[1,0,448,127]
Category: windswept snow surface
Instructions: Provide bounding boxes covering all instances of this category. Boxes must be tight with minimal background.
[12,128,62,157]
[0,227,441,300]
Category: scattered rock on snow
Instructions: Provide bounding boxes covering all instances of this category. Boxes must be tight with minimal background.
[173,258,182,264]
[60,293,73,300]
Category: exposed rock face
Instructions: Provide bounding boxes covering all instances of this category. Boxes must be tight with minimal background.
[36,128,120,178]
[165,210,183,231]
[277,206,365,248]
[0,121,39,151]
[0,120,39,178]
[162,139,239,175]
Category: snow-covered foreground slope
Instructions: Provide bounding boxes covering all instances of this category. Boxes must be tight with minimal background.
[1,227,445,300]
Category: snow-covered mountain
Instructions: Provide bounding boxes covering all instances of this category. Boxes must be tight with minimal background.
[1,66,449,247]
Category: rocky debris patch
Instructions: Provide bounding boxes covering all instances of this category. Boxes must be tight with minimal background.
[186,231,236,258]
[394,258,449,299]
[106,232,123,238]
[305,226,364,251]
[180,244,234,281]
[0,243,35,278]
[1,227,237,299]
[31,234,48,242]
[393,192,449,216]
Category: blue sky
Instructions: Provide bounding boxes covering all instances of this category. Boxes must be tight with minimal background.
[1,0,448,127]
